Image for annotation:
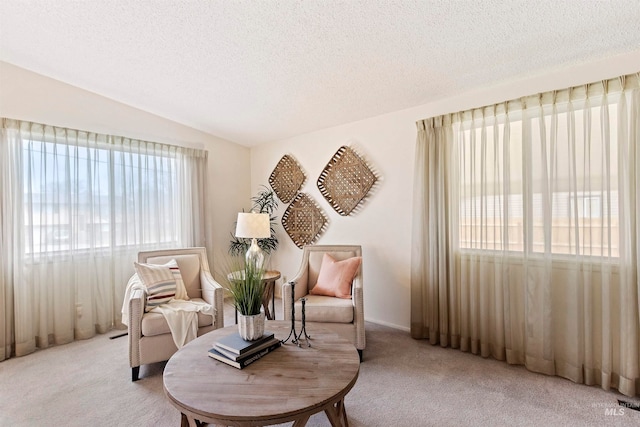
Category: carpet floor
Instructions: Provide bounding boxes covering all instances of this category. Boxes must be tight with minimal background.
[1,298,639,427]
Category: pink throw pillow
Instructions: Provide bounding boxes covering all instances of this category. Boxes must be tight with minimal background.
[310,253,362,299]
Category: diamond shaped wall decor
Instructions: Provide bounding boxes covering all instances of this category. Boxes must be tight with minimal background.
[281,193,328,249]
[268,154,306,203]
[317,146,378,216]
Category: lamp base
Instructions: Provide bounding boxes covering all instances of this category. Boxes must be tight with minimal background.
[246,238,265,270]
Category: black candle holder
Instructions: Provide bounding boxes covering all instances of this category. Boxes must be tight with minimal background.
[281,281,312,347]
[297,297,311,346]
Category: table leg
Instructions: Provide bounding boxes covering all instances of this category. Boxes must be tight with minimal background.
[181,413,205,427]
[292,414,310,426]
[339,399,349,427]
[262,279,276,320]
[271,284,275,320]
[324,398,348,427]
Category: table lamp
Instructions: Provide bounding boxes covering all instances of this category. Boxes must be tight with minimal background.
[235,212,271,270]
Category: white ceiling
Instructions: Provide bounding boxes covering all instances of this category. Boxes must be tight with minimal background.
[1,1,640,147]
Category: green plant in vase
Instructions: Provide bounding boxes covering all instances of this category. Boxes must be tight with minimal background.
[228,260,264,316]
[226,257,267,340]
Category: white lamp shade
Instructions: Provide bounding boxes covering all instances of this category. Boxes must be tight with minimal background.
[235,212,271,239]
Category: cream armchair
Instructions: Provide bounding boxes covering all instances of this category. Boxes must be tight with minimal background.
[125,247,224,381]
[282,245,365,361]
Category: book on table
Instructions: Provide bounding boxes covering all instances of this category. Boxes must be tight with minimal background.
[215,331,275,355]
[208,338,281,369]
[214,336,281,362]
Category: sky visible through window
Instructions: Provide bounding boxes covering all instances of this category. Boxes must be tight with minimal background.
[22,139,179,254]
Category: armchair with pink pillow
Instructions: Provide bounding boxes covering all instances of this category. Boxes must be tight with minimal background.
[282,244,365,361]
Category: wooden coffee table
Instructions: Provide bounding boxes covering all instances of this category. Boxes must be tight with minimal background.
[163,321,360,427]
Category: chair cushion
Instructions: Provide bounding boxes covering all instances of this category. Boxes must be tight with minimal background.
[141,298,214,336]
[310,253,361,299]
[134,262,176,312]
[295,294,354,323]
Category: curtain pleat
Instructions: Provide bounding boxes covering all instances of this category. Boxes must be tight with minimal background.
[0,119,207,359]
[412,72,640,397]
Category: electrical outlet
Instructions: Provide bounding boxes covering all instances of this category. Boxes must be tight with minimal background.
[76,304,83,318]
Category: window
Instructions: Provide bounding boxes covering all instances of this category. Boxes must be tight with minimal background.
[18,133,186,255]
[457,97,621,257]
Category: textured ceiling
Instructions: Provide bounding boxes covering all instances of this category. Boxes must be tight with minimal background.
[1,0,639,146]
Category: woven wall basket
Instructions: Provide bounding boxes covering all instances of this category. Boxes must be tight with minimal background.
[281,193,328,249]
[317,145,378,216]
[268,154,306,204]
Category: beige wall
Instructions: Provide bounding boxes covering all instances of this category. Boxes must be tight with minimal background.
[0,61,251,281]
[251,49,640,331]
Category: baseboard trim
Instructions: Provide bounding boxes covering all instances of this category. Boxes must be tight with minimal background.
[365,318,410,333]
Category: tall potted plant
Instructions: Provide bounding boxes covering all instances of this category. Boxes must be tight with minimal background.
[229,186,279,257]
[227,258,267,340]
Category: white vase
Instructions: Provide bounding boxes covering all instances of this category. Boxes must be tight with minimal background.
[238,312,265,341]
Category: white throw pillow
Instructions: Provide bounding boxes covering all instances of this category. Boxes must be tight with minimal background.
[164,259,190,301]
[134,262,177,312]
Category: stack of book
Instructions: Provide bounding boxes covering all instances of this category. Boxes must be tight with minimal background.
[208,331,281,369]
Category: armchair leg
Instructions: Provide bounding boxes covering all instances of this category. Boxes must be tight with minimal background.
[358,349,363,363]
[132,366,140,382]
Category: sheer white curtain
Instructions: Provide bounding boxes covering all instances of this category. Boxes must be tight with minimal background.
[0,119,207,360]
[412,73,640,396]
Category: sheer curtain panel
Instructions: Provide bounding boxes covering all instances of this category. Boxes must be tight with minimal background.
[412,73,640,397]
[0,119,208,359]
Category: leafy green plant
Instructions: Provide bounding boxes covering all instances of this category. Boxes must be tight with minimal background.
[229,186,279,256]
[226,257,265,316]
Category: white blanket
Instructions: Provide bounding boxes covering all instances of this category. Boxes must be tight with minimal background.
[121,274,215,349]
